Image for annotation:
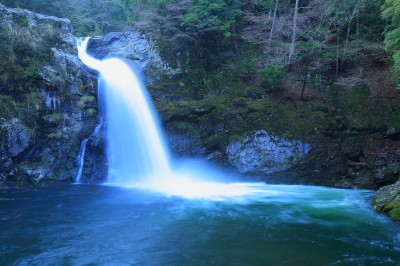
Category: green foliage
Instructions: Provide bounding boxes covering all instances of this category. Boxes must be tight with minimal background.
[43,113,70,125]
[85,108,97,117]
[382,0,400,88]
[383,202,400,220]
[248,0,275,12]
[22,90,42,126]
[259,64,285,92]
[78,95,96,109]
[46,131,63,139]
[143,0,172,6]
[181,0,242,37]
[0,94,18,119]
[0,0,131,35]
[341,85,370,112]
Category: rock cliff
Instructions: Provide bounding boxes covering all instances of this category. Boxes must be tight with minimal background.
[0,4,100,185]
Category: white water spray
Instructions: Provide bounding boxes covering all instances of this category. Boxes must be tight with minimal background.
[77,38,267,199]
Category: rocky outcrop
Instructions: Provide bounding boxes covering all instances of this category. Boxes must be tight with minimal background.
[372,180,400,220]
[0,4,100,185]
[226,130,311,174]
[87,31,179,83]
[0,118,34,162]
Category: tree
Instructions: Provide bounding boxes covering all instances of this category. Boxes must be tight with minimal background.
[268,0,279,50]
[288,0,299,65]
[382,0,400,88]
[180,0,243,38]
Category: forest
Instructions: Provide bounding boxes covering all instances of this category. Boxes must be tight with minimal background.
[3,0,399,88]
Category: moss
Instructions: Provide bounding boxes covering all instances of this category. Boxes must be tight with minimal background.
[260,64,286,92]
[46,132,63,139]
[78,95,96,109]
[340,85,370,113]
[0,94,18,119]
[19,17,29,28]
[176,121,189,130]
[389,207,400,220]
[383,202,400,220]
[85,108,97,117]
[43,113,70,124]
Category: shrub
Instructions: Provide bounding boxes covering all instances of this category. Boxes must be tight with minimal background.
[259,64,286,92]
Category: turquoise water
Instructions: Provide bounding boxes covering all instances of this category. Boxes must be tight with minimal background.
[1,184,399,265]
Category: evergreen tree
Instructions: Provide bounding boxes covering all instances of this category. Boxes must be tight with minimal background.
[382,0,400,88]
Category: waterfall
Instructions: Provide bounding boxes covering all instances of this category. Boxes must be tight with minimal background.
[75,138,88,184]
[77,37,265,199]
[74,122,103,184]
[77,38,171,185]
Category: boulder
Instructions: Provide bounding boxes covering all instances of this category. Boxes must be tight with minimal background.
[226,129,311,174]
[372,180,400,220]
[372,165,400,185]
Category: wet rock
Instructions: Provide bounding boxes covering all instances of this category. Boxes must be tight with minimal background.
[373,165,400,185]
[77,124,107,184]
[167,133,206,156]
[372,181,400,220]
[226,130,311,174]
[24,168,53,184]
[0,118,34,160]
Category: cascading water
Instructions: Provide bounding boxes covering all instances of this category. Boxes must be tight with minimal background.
[77,38,171,184]
[74,122,103,184]
[77,37,268,199]
[75,138,88,184]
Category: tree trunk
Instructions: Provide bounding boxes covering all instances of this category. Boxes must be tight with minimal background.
[336,36,339,77]
[343,0,362,68]
[301,60,309,100]
[288,0,299,65]
[268,0,279,45]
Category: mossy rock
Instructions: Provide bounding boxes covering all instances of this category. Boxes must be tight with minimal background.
[383,202,400,220]
[372,180,400,220]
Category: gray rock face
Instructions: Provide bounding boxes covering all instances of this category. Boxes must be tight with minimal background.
[0,118,34,159]
[372,165,400,185]
[87,31,179,83]
[167,134,206,156]
[0,3,72,33]
[226,130,311,174]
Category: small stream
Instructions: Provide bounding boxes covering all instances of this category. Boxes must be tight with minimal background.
[1,184,399,265]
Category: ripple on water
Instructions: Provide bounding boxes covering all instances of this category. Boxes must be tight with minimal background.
[1,185,400,265]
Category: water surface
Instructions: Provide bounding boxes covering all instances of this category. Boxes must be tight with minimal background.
[1,185,399,265]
